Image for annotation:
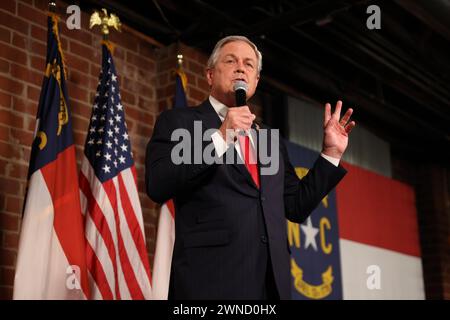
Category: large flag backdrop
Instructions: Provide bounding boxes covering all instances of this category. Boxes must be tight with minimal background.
[79,42,152,299]
[151,66,187,300]
[286,141,425,299]
[13,13,89,299]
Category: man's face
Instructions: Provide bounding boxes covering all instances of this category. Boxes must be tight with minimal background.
[206,40,260,106]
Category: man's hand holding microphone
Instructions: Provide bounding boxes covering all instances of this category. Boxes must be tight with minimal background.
[218,80,256,144]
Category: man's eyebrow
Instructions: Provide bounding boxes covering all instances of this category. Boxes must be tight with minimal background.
[223,53,237,59]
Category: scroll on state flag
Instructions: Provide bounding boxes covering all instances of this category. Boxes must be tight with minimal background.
[79,42,152,299]
[13,13,89,299]
[151,65,187,300]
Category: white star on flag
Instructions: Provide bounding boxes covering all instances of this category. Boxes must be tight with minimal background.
[301,217,319,251]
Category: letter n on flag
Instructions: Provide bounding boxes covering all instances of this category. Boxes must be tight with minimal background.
[151,66,187,299]
[79,41,152,299]
[13,13,89,299]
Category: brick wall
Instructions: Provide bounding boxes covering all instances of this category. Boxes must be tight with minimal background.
[0,0,212,299]
[392,156,450,299]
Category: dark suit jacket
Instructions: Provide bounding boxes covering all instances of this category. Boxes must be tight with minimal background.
[145,99,347,299]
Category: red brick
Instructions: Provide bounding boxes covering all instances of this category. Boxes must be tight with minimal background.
[71,115,88,132]
[30,55,45,72]
[0,44,27,65]
[0,58,9,74]
[0,142,17,162]
[0,213,19,232]
[0,193,4,210]
[0,248,16,267]
[5,196,22,214]
[138,96,156,112]
[25,115,35,132]
[0,26,11,44]
[27,85,40,101]
[73,131,86,147]
[30,39,46,58]
[121,90,136,105]
[4,232,19,249]
[0,267,15,286]
[0,10,29,35]
[109,32,138,52]
[66,82,88,103]
[0,126,8,142]
[33,0,50,11]
[138,42,156,60]
[5,161,28,180]
[11,32,27,49]
[0,1,16,14]
[136,83,154,100]
[0,91,11,108]
[66,53,90,74]
[30,24,46,43]
[126,51,155,71]
[0,75,24,95]
[10,63,42,87]
[10,128,33,146]
[197,77,210,92]
[18,2,46,26]
[113,46,125,60]
[188,60,205,75]
[0,286,13,300]
[70,41,96,61]
[0,109,24,128]
[60,35,68,52]
[13,96,36,116]
[67,29,92,47]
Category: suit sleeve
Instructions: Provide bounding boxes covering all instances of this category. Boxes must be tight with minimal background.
[281,138,347,223]
[145,110,219,204]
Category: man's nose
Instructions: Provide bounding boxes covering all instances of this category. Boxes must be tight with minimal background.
[235,61,245,74]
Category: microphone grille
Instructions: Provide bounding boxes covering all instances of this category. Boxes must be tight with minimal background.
[233,80,248,92]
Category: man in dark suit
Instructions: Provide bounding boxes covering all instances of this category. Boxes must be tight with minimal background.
[145,36,355,299]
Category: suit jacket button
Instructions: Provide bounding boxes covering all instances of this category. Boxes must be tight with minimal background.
[260,196,266,201]
[260,235,268,243]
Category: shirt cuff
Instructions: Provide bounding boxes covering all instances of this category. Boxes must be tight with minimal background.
[211,130,233,158]
[320,153,340,167]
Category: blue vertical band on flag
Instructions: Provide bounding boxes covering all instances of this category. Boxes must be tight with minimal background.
[84,44,133,183]
[174,69,187,108]
[27,15,74,177]
[285,141,343,300]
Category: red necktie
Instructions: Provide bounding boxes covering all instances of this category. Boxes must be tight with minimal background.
[238,135,260,188]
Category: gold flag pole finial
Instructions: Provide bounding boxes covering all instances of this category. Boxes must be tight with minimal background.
[89,8,121,40]
[48,1,56,12]
[177,54,184,69]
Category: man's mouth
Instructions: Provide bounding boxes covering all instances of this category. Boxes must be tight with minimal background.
[233,78,247,83]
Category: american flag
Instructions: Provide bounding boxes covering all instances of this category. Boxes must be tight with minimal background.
[79,43,152,299]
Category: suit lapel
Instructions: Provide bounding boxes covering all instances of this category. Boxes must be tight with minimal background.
[197,99,259,190]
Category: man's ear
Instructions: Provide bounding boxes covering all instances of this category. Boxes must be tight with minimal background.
[206,69,213,86]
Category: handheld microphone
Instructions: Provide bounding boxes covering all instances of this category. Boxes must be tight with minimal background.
[234,80,248,107]
[233,80,254,136]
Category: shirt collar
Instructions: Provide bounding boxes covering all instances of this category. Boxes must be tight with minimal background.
[209,95,228,121]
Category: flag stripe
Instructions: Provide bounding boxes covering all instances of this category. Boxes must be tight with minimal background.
[40,145,90,297]
[337,162,421,257]
[104,178,144,299]
[79,170,121,299]
[118,171,152,283]
[85,239,114,299]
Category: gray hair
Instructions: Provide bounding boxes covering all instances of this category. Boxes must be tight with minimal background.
[207,35,262,75]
